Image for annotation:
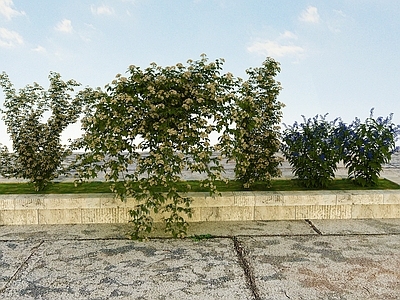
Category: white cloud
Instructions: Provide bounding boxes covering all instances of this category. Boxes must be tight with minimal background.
[0,0,25,21]
[55,19,73,33]
[91,4,114,16]
[333,9,346,18]
[32,45,46,53]
[0,27,23,47]
[279,30,298,40]
[299,6,320,23]
[327,9,349,33]
[247,40,304,58]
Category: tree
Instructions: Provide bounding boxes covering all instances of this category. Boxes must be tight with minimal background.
[73,55,236,239]
[0,72,84,191]
[232,58,284,188]
[72,55,285,238]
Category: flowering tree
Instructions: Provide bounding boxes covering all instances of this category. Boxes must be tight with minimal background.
[231,58,284,188]
[73,55,236,239]
[0,72,84,191]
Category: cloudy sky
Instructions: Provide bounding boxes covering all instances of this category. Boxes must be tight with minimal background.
[1,0,400,148]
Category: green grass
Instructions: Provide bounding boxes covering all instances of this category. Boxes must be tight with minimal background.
[0,178,398,194]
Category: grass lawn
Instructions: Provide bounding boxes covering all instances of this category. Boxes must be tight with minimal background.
[0,178,399,194]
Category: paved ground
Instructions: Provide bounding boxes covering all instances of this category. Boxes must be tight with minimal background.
[1,153,400,299]
[1,219,400,299]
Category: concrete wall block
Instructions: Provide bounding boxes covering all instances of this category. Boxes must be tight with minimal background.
[38,209,82,224]
[254,192,284,206]
[149,208,198,223]
[349,192,384,205]
[336,192,353,205]
[295,205,351,220]
[200,206,254,222]
[283,192,337,206]
[100,196,125,208]
[200,192,235,207]
[14,198,45,210]
[335,205,352,219]
[383,204,400,218]
[187,192,208,207]
[125,197,140,210]
[352,204,400,219]
[0,198,14,210]
[99,207,119,223]
[188,207,201,222]
[80,197,104,208]
[81,208,97,223]
[1,209,38,225]
[82,208,119,223]
[118,206,201,223]
[232,192,255,206]
[383,191,400,204]
[43,197,83,209]
[118,208,131,223]
[254,206,296,220]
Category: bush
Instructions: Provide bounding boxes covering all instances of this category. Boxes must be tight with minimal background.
[73,55,286,239]
[338,109,400,186]
[0,72,84,191]
[232,57,284,188]
[283,110,400,188]
[73,55,237,239]
[281,114,340,188]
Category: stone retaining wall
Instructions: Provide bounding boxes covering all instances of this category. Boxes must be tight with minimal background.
[1,190,400,225]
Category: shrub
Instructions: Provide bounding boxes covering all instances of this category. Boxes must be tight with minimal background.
[0,72,84,191]
[281,114,340,188]
[338,109,400,186]
[73,55,236,239]
[232,57,284,188]
[73,55,286,239]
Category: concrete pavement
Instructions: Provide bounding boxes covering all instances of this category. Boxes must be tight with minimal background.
[1,153,400,299]
[1,219,400,299]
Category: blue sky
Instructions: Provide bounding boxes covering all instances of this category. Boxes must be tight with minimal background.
[1,0,400,149]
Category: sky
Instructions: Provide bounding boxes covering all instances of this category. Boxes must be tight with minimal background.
[1,0,400,149]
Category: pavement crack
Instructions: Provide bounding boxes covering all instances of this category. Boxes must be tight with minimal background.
[0,240,45,294]
[284,290,291,298]
[232,237,261,300]
[305,219,323,235]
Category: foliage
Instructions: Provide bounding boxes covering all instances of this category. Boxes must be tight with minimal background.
[283,109,400,188]
[281,114,340,188]
[0,72,84,191]
[73,55,237,239]
[231,57,284,188]
[337,109,400,186]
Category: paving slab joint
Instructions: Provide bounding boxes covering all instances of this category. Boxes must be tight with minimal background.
[305,219,323,235]
[232,237,261,300]
[0,240,44,294]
